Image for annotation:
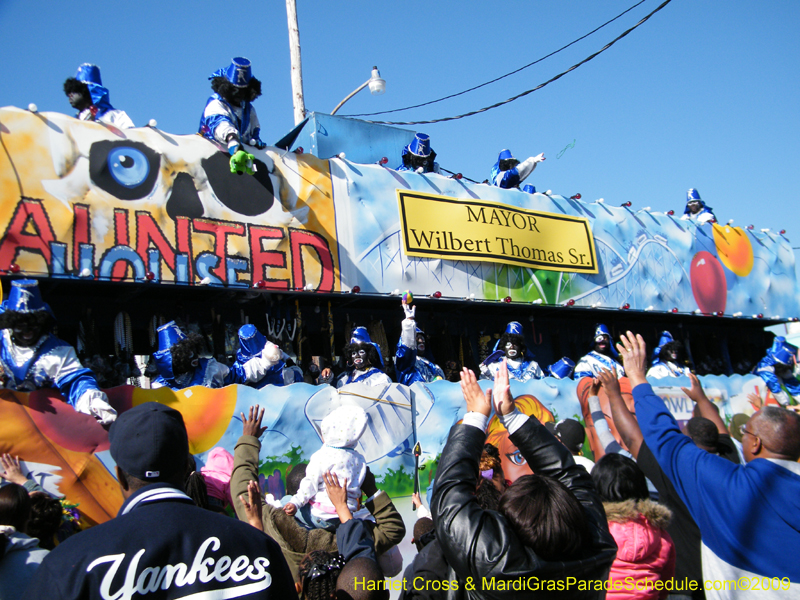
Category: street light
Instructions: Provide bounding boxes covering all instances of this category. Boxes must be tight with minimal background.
[330,66,386,115]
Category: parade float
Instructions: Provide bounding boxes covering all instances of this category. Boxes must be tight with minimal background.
[0,105,798,529]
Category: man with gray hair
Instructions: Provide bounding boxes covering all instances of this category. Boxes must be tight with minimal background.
[618,331,800,598]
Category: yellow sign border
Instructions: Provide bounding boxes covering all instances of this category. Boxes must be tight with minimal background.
[397,190,598,273]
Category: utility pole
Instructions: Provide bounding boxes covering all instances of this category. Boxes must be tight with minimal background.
[286,0,306,125]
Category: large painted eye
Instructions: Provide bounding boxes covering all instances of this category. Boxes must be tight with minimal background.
[506,450,527,466]
[107,147,150,188]
[90,140,160,200]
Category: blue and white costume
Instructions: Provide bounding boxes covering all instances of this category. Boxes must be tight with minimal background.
[71,64,134,129]
[754,338,800,405]
[336,327,391,388]
[394,305,444,386]
[482,357,544,382]
[151,321,279,391]
[396,133,440,174]
[680,188,715,224]
[232,324,298,388]
[0,280,116,424]
[574,351,625,380]
[479,321,544,382]
[198,57,265,150]
[573,324,625,379]
[490,149,545,189]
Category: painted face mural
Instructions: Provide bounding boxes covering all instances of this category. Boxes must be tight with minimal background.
[0,108,339,292]
[485,394,555,483]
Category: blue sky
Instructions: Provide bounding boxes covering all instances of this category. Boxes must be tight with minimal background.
[2,0,798,250]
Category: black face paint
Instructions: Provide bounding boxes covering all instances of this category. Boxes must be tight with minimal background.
[504,341,521,360]
[11,324,44,348]
[416,335,426,353]
[352,348,367,369]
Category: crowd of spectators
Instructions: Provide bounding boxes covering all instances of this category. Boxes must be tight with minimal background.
[2,332,800,599]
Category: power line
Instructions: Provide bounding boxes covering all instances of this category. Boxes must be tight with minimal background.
[345,0,649,118]
[365,0,673,126]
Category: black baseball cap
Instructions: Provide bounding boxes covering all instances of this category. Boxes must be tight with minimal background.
[109,402,189,482]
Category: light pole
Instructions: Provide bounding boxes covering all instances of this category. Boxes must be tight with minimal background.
[330,67,386,116]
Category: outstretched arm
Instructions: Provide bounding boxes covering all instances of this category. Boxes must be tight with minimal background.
[599,368,643,459]
[682,372,728,435]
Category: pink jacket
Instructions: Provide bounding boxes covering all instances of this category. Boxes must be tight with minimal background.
[604,499,676,600]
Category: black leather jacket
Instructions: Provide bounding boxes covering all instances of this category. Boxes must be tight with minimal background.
[430,416,617,599]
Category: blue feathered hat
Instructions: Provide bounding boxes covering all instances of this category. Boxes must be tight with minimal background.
[1,280,49,314]
[548,357,575,379]
[211,57,253,88]
[402,133,433,158]
[651,331,674,365]
[237,324,267,363]
[73,63,113,114]
[349,326,384,369]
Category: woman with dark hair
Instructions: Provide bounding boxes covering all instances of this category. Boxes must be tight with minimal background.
[0,483,49,600]
[591,454,675,599]
[430,361,616,598]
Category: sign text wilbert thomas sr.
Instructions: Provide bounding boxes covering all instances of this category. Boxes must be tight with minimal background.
[397,191,597,273]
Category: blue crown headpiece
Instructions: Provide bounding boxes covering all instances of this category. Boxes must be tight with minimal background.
[405,133,433,158]
[548,357,575,379]
[75,63,103,86]
[505,321,524,336]
[73,63,112,113]
[210,57,253,88]
[349,326,384,369]
[156,321,187,352]
[498,149,515,162]
[1,280,51,314]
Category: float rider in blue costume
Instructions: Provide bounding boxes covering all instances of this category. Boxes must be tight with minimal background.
[0,279,117,425]
[394,299,444,386]
[232,324,299,388]
[490,148,545,189]
[198,57,266,174]
[333,327,391,388]
[647,331,692,378]
[396,133,440,174]
[754,336,800,406]
[680,188,716,224]
[150,321,280,390]
[479,321,544,382]
[573,324,625,380]
[63,63,134,129]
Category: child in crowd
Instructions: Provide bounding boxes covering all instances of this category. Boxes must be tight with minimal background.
[284,405,368,530]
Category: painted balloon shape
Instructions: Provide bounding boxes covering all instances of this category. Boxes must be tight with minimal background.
[690,251,727,315]
[712,224,753,277]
